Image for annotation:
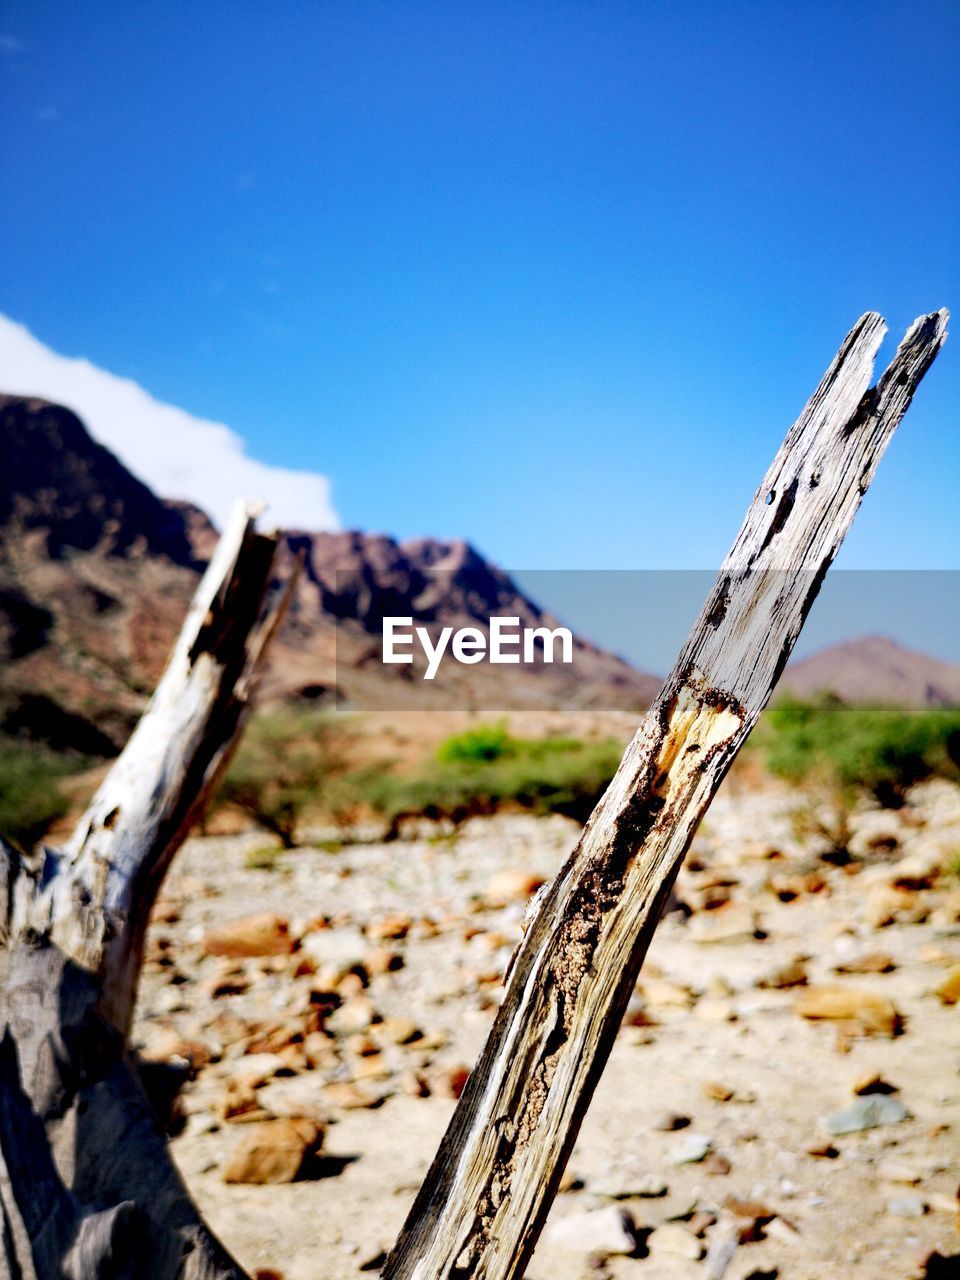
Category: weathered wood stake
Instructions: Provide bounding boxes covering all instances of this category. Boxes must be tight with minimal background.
[0,501,293,1280]
[383,309,948,1279]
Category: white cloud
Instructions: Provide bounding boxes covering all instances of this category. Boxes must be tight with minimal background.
[0,314,339,533]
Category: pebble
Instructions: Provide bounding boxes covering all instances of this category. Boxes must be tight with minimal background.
[203,913,295,958]
[222,1117,323,1184]
[795,986,901,1037]
[669,1132,712,1164]
[887,1193,927,1218]
[544,1206,639,1256]
[484,868,546,904]
[647,1222,703,1260]
[821,1094,909,1135]
[934,965,960,1005]
[593,1171,668,1199]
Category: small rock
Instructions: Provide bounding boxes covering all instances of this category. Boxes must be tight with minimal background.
[765,1216,802,1246]
[877,1158,921,1184]
[688,1209,717,1236]
[689,905,759,945]
[593,1171,668,1199]
[256,1076,328,1121]
[833,951,896,975]
[669,1132,712,1164]
[865,884,923,928]
[806,1142,839,1158]
[484,868,547,904]
[204,914,294,958]
[640,978,697,1008]
[756,957,808,989]
[934,965,960,1005]
[365,914,412,941]
[887,1193,926,1218]
[795,986,901,1037]
[364,946,404,975]
[400,1071,431,1098]
[652,1112,691,1132]
[694,997,738,1022]
[299,927,368,977]
[544,1206,639,1256]
[327,997,376,1036]
[928,1190,960,1214]
[703,1151,732,1175]
[222,1118,323,1184]
[375,1017,422,1046]
[322,1081,380,1110]
[231,1053,288,1087]
[821,1094,909,1135]
[703,1081,735,1102]
[726,1199,775,1241]
[647,1222,702,1260]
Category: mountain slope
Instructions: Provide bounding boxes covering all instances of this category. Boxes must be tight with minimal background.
[0,396,658,752]
[780,635,960,708]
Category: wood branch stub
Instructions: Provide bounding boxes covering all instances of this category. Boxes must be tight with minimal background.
[0,502,291,1280]
[384,310,948,1280]
[19,501,292,1035]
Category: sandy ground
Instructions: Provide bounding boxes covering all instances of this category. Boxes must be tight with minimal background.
[132,774,960,1280]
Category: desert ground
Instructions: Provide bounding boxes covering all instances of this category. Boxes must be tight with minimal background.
[132,771,960,1280]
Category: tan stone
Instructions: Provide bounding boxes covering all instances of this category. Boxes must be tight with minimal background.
[203,913,294,958]
[365,914,412,941]
[231,1052,288,1088]
[934,965,960,1005]
[689,904,758,944]
[484,868,546,904]
[375,1017,422,1046]
[640,978,697,1008]
[865,885,923,928]
[647,1223,702,1260]
[756,957,808,989]
[703,1080,735,1102]
[322,1081,380,1110]
[222,1117,323,1184]
[364,946,404,975]
[795,986,901,1037]
[834,952,896,975]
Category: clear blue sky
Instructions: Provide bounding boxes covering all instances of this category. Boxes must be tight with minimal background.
[1,1,957,577]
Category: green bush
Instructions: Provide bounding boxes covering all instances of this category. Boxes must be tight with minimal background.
[218,709,350,847]
[435,720,515,764]
[755,696,960,806]
[0,737,74,851]
[356,726,623,836]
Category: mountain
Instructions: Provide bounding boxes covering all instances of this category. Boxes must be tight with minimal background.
[0,396,659,754]
[0,395,202,565]
[779,636,960,708]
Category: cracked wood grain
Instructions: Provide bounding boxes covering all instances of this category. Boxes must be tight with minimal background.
[384,309,948,1280]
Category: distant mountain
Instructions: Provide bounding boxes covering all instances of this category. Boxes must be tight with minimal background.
[780,636,960,708]
[0,395,201,565]
[0,396,658,753]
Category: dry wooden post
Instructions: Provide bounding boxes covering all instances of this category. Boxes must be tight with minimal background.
[384,309,948,1280]
[0,501,292,1280]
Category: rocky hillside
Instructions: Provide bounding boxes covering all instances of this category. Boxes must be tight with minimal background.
[781,636,960,709]
[0,396,658,753]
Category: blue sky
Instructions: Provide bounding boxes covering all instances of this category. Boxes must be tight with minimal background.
[1,1,957,588]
